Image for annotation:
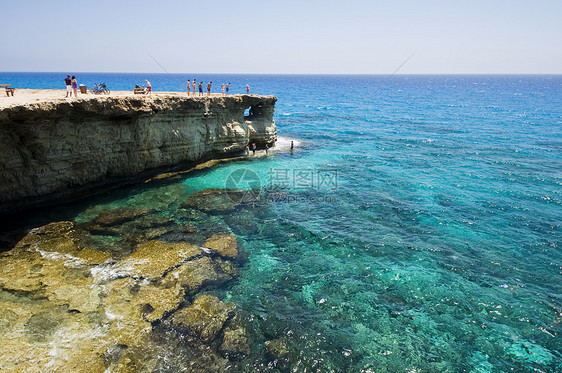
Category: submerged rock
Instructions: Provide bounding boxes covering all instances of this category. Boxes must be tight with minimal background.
[119,239,201,280]
[0,219,245,372]
[93,207,151,226]
[170,294,236,344]
[203,233,239,259]
[219,313,251,360]
[265,338,290,358]
[180,188,260,214]
[163,256,234,295]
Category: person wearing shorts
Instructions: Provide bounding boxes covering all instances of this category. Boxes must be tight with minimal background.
[198,82,203,96]
[65,75,72,97]
[145,80,151,94]
[225,82,230,95]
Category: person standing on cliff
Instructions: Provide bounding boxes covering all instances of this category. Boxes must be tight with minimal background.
[145,80,152,95]
[64,75,72,97]
[198,81,203,96]
[71,76,78,98]
[246,84,250,94]
[187,79,191,95]
[226,82,230,96]
[207,82,212,96]
[221,83,225,96]
[192,79,196,96]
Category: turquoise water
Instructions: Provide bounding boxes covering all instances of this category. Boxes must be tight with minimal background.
[3,73,562,371]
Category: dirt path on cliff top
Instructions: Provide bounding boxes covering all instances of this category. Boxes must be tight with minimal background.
[0,89,244,109]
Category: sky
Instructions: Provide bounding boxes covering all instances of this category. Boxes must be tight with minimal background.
[1,0,561,74]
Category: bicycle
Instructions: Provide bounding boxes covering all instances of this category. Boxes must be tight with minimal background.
[91,83,110,95]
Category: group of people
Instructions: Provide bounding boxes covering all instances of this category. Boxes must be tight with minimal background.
[186,80,251,96]
[65,75,251,97]
[64,74,79,97]
[186,80,233,96]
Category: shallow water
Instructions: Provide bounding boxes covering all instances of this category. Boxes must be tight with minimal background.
[2,73,562,371]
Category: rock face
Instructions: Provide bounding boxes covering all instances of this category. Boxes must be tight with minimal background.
[0,216,248,372]
[0,94,276,215]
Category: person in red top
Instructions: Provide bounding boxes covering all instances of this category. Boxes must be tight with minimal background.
[145,80,151,94]
[207,81,212,96]
[246,84,250,94]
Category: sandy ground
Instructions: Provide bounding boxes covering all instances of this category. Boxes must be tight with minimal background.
[0,89,236,109]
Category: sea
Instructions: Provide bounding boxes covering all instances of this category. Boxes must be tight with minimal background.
[1,72,561,372]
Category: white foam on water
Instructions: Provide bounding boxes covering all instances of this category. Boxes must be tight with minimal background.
[105,307,124,321]
[274,136,302,151]
[45,323,108,370]
[90,259,148,283]
[37,249,86,268]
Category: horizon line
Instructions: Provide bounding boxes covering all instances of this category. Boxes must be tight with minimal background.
[1,71,561,76]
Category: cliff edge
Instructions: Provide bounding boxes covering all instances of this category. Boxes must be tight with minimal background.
[0,93,277,215]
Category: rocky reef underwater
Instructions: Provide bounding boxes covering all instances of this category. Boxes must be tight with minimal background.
[0,185,292,372]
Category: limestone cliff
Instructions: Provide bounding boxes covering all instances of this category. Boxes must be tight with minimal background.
[0,94,276,214]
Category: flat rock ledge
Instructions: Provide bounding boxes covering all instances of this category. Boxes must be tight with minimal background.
[0,216,250,372]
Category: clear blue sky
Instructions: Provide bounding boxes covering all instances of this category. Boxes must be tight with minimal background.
[2,0,561,74]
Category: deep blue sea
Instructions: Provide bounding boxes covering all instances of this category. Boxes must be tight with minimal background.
[2,73,562,372]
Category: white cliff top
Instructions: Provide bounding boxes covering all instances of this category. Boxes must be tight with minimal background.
[0,89,259,110]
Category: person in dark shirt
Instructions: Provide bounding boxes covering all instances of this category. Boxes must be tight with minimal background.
[64,75,72,97]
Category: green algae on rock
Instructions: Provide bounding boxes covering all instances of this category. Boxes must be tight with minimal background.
[0,218,247,372]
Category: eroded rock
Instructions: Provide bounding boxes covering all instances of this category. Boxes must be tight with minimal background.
[203,233,239,259]
[180,188,241,213]
[93,208,151,226]
[163,256,233,295]
[0,219,245,372]
[170,294,236,344]
[120,240,201,280]
[265,338,290,358]
[219,313,251,360]
[0,94,277,215]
